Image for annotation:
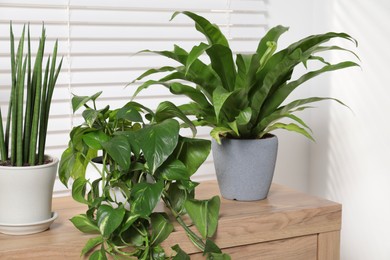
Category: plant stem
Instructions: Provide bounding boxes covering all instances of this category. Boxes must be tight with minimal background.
[162,195,206,251]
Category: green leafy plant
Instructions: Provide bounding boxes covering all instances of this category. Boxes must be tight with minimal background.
[131,11,359,143]
[0,24,62,166]
[59,92,230,259]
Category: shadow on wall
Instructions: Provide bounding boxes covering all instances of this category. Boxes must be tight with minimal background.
[309,0,390,259]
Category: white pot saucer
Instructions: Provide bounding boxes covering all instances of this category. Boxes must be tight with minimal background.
[0,211,58,235]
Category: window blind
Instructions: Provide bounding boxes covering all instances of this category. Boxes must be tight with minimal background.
[0,0,269,196]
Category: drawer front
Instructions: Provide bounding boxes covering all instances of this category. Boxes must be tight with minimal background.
[191,235,317,260]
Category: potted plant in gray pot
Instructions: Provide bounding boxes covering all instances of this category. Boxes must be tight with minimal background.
[0,24,62,234]
[59,93,230,259]
[130,11,359,201]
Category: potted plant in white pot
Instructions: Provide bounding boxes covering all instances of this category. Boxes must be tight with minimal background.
[131,11,360,201]
[59,93,230,259]
[0,24,62,235]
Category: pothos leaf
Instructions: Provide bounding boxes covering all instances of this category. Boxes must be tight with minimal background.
[184,196,221,239]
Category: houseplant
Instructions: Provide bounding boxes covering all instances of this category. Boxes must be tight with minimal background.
[130,11,359,201]
[59,93,230,259]
[0,24,62,234]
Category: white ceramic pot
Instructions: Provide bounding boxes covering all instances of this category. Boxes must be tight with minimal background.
[212,135,278,201]
[0,155,58,235]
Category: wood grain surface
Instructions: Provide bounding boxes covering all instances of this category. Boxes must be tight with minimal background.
[0,181,341,259]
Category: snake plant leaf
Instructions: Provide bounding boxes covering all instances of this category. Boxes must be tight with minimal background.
[155,101,196,137]
[0,109,6,161]
[102,135,131,172]
[70,214,100,234]
[130,181,164,218]
[184,196,221,239]
[72,91,103,113]
[138,119,179,173]
[81,236,104,256]
[171,11,229,47]
[97,204,126,238]
[150,213,174,246]
[173,136,211,176]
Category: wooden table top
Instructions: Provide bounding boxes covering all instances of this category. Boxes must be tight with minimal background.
[0,181,341,259]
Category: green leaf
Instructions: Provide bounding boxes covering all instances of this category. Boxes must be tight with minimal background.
[138,119,179,173]
[171,11,229,47]
[70,214,100,234]
[155,101,196,137]
[82,130,110,150]
[89,248,107,260]
[204,239,222,255]
[207,253,231,260]
[156,159,189,181]
[173,137,211,176]
[212,87,234,122]
[206,44,236,91]
[235,107,252,126]
[71,91,102,113]
[166,182,194,214]
[150,213,174,246]
[169,82,211,109]
[116,104,143,122]
[71,177,88,204]
[186,42,210,73]
[102,135,131,171]
[82,109,100,128]
[184,196,221,239]
[81,236,103,256]
[261,61,358,118]
[256,25,289,59]
[96,204,126,238]
[58,147,76,186]
[130,181,164,217]
[120,212,139,233]
[262,122,314,141]
[172,244,190,260]
[210,127,235,145]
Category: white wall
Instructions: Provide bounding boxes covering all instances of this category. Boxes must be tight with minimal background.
[308,0,390,259]
[270,0,390,258]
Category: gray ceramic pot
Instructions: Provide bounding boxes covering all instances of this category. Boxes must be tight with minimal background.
[211,135,278,201]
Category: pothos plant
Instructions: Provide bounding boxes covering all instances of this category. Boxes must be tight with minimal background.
[131,11,359,143]
[59,92,230,259]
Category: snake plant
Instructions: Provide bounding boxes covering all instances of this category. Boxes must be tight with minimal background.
[0,24,62,166]
[131,11,359,143]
